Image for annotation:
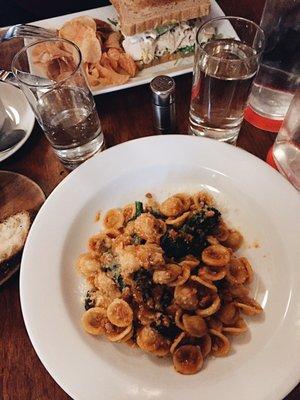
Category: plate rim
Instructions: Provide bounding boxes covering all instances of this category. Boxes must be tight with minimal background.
[0,82,35,163]
[20,135,300,400]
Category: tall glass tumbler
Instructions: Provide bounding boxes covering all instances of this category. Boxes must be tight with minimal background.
[12,38,105,169]
[246,0,300,131]
[189,17,265,144]
[273,88,300,190]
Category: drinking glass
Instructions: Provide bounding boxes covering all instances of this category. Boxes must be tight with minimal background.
[246,0,300,131]
[189,16,265,144]
[12,38,105,169]
[273,88,300,191]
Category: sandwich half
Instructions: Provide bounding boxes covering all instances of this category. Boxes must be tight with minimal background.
[110,0,211,69]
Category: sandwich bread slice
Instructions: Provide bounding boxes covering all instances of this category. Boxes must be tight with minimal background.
[110,0,211,69]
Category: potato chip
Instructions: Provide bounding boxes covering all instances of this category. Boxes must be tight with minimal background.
[106,49,137,78]
[105,32,122,50]
[107,48,121,61]
[98,65,130,85]
[59,17,101,64]
[32,16,137,89]
[101,53,118,72]
[84,62,110,87]
[95,18,113,33]
[118,53,137,77]
[31,41,76,82]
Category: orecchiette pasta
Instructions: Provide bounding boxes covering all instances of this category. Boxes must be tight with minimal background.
[201,244,231,268]
[200,334,212,358]
[182,314,207,337]
[192,191,214,209]
[173,193,191,211]
[103,208,124,230]
[174,283,199,310]
[160,196,184,217]
[210,329,231,357]
[223,317,248,335]
[173,345,203,374]
[191,275,218,292]
[170,332,186,354]
[76,191,263,375]
[107,299,133,327]
[152,264,182,285]
[136,326,171,356]
[81,307,108,335]
[76,253,101,277]
[122,204,135,223]
[224,230,243,250]
[226,257,253,285]
[107,324,133,342]
[196,295,221,317]
[217,302,239,326]
[199,265,227,281]
[235,298,263,316]
[166,211,190,228]
[167,265,190,287]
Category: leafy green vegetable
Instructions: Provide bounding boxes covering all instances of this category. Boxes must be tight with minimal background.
[132,233,143,245]
[133,268,153,300]
[160,208,221,259]
[150,209,164,219]
[181,208,221,236]
[155,23,177,36]
[151,318,181,340]
[84,290,96,310]
[135,201,144,218]
[104,264,126,291]
[178,45,195,55]
[107,17,118,27]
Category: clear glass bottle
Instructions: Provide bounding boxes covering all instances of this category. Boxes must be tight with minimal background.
[273,88,300,190]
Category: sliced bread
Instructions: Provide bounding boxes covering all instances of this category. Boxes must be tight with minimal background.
[0,211,31,283]
[110,0,211,36]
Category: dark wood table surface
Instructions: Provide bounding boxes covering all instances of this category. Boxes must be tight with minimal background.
[0,0,299,399]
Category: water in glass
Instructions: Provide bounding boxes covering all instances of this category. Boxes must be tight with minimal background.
[38,87,104,169]
[273,89,300,191]
[248,1,300,121]
[190,39,257,143]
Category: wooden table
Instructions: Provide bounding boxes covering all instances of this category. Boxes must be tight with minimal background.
[0,1,299,399]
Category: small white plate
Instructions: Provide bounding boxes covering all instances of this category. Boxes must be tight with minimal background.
[29,1,225,95]
[20,135,300,400]
[0,82,35,163]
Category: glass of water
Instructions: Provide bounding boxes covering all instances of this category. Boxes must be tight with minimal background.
[189,16,265,144]
[273,88,300,191]
[12,38,105,169]
[246,0,300,131]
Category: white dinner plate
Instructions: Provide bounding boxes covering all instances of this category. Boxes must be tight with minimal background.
[28,1,225,95]
[0,82,35,162]
[20,136,300,400]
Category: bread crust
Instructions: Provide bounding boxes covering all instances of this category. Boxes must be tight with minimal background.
[123,0,186,11]
[110,0,211,36]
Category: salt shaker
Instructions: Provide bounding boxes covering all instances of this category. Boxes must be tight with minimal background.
[150,75,176,133]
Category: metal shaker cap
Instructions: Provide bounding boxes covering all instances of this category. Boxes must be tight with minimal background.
[150,75,175,106]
